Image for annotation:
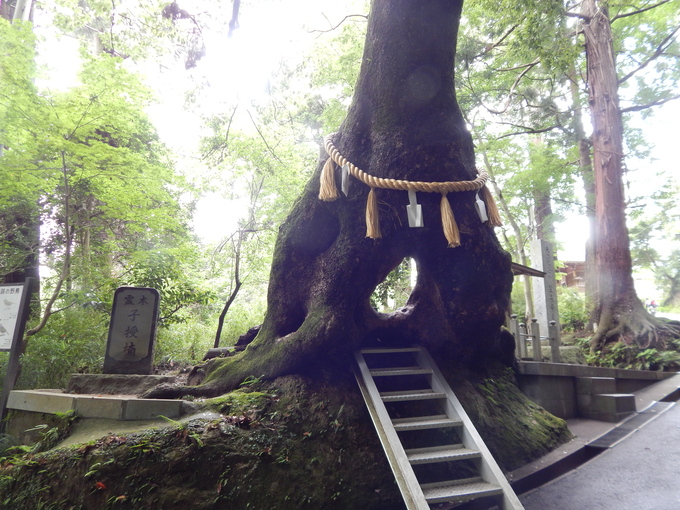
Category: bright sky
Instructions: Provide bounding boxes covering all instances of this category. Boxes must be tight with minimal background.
[556,96,680,263]
[30,1,679,261]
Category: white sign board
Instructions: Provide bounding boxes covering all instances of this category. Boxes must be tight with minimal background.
[0,285,25,352]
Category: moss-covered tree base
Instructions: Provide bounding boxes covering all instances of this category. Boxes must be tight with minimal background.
[1,365,570,509]
[590,303,680,354]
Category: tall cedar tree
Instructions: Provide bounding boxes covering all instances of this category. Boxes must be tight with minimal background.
[581,0,680,352]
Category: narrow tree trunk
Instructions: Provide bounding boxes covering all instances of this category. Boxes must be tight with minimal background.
[580,138,597,306]
[213,231,244,348]
[483,152,534,321]
[661,273,680,308]
[568,62,597,307]
[149,0,513,398]
[533,189,553,242]
[529,136,556,244]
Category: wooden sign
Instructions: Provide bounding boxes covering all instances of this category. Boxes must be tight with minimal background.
[103,287,160,375]
[0,278,35,426]
[0,284,27,351]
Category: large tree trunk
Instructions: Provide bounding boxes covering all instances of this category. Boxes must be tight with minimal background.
[582,0,680,352]
[150,0,512,398]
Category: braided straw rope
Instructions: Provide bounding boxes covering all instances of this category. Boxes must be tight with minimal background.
[323,133,490,194]
[319,133,502,247]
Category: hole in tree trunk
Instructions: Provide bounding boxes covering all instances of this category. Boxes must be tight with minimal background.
[370,258,417,313]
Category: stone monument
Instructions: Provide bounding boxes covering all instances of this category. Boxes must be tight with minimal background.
[103,287,160,375]
[530,239,561,349]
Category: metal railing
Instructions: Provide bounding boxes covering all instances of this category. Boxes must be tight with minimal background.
[509,315,561,363]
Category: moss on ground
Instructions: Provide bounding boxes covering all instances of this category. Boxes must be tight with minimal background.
[449,363,572,470]
[1,366,570,509]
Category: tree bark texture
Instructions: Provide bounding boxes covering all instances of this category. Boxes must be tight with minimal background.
[151,0,513,397]
[582,0,679,351]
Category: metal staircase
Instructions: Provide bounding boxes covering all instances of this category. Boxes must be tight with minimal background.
[354,346,524,510]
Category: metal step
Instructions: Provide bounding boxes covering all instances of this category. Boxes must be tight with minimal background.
[380,389,446,402]
[422,477,504,504]
[369,366,432,377]
[405,444,480,464]
[354,346,524,510]
[392,414,462,431]
[360,347,422,354]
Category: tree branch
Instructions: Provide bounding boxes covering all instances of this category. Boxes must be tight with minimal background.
[618,25,680,84]
[565,11,590,21]
[26,151,72,336]
[486,58,540,115]
[229,0,240,37]
[611,0,672,21]
[472,24,518,60]
[311,14,368,35]
[495,123,561,140]
[246,109,286,168]
[202,104,238,162]
[621,93,680,113]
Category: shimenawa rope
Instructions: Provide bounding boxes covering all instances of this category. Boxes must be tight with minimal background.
[319,133,502,247]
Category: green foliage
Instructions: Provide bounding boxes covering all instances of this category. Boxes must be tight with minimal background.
[154,319,215,365]
[16,308,107,390]
[510,278,528,322]
[585,339,680,371]
[370,258,413,312]
[119,248,216,326]
[155,300,265,365]
[459,0,680,280]
[1,16,202,340]
[630,179,680,308]
[557,287,588,333]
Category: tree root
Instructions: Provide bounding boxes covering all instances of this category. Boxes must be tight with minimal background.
[590,305,680,354]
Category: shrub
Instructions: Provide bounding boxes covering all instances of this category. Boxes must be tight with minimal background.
[17,307,108,390]
[558,287,588,333]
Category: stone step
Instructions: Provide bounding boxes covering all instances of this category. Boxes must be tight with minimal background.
[7,390,182,421]
[576,376,617,395]
[67,373,177,396]
[577,392,637,422]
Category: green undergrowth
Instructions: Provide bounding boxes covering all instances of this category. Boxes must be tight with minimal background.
[578,336,680,371]
[0,367,571,509]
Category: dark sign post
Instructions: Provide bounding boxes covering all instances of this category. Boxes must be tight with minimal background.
[0,278,36,426]
[104,287,160,375]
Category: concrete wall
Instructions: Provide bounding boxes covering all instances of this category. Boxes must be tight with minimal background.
[516,362,674,420]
